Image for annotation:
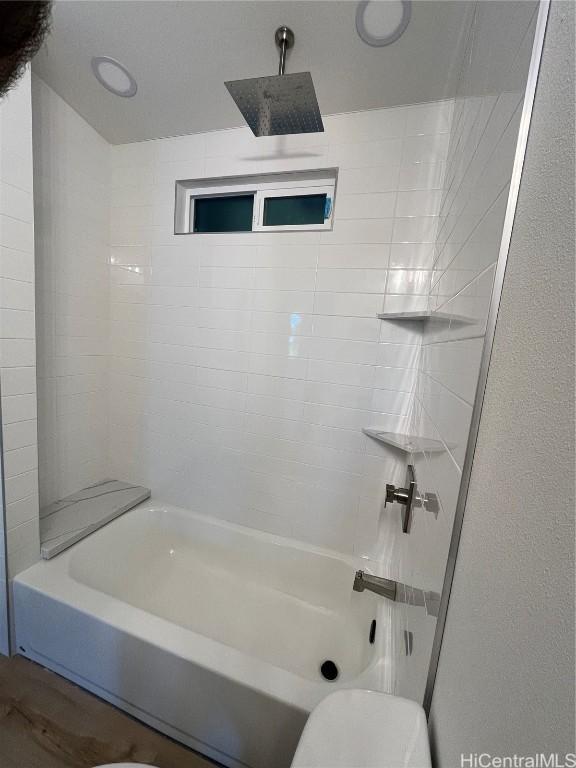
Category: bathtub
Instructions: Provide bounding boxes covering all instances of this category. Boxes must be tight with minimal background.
[13,502,391,768]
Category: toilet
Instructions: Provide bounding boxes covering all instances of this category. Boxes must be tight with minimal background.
[290,689,431,768]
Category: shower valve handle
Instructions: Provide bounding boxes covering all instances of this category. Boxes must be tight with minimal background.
[385,483,410,507]
[384,465,417,533]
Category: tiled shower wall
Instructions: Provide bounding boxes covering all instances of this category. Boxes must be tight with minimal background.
[107,100,452,555]
[394,1,539,701]
[33,76,110,509]
[31,79,456,561]
[0,70,39,653]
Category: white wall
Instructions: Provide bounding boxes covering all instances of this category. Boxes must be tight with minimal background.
[429,0,575,759]
[393,1,540,701]
[0,70,39,654]
[30,82,461,695]
[107,101,452,556]
[32,75,111,509]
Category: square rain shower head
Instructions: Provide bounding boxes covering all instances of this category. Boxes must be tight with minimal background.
[225,72,324,137]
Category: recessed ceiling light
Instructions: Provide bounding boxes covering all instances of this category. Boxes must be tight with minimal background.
[91,56,137,98]
[356,0,411,47]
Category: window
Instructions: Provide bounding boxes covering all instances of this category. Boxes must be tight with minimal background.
[193,194,254,233]
[254,186,333,231]
[175,170,336,235]
[262,194,328,227]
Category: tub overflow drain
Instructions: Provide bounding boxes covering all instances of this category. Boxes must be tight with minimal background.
[320,660,339,681]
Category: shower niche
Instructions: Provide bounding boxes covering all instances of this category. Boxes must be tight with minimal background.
[174,168,337,234]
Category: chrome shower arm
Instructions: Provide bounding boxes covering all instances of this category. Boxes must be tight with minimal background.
[278,42,286,75]
[275,26,295,75]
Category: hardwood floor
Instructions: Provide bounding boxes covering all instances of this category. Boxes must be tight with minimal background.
[0,654,219,768]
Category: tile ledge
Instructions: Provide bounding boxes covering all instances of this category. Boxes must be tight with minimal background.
[377,311,474,323]
[40,480,151,560]
[363,429,445,453]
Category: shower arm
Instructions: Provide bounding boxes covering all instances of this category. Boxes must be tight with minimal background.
[275,26,295,76]
[278,41,287,76]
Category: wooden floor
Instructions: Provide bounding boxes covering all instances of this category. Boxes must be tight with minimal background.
[0,654,218,768]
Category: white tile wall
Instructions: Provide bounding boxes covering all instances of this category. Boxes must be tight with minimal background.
[107,100,452,556]
[32,75,110,508]
[394,1,539,702]
[0,70,39,654]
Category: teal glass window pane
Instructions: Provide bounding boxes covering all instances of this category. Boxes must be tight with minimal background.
[193,195,254,233]
[263,194,326,227]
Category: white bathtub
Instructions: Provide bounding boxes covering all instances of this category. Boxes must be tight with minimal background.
[14,502,391,768]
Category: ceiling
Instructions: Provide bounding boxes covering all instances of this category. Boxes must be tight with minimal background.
[32,1,473,145]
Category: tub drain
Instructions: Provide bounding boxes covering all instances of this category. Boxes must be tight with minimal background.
[320,659,339,681]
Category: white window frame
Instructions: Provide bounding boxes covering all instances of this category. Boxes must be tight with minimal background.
[253,184,334,232]
[187,186,257,235]
[175,170,337,235]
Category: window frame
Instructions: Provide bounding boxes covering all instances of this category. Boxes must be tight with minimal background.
[175,170,337,235]
[253,185,334,232]
[190,190,256,234]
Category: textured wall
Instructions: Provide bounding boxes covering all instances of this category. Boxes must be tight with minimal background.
[429,0,575,761]
[107,102,451,555]
[32,76,111,509]
[0,70,40,653]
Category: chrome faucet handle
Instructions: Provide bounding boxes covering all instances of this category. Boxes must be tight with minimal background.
[384,482,410,507]
[384,466,417,533]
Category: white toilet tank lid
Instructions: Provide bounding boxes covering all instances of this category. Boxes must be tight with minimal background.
[290,689,431,768]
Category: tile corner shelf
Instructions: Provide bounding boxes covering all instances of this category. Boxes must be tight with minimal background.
[363,428,445,453]
[40,480,151,559]
[377,311,474,324]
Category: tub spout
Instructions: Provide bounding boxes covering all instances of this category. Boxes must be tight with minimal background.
[353,570,397,602]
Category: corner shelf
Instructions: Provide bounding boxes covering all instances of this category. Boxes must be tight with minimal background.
[363,428,445,453]
[377,311,474,324]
